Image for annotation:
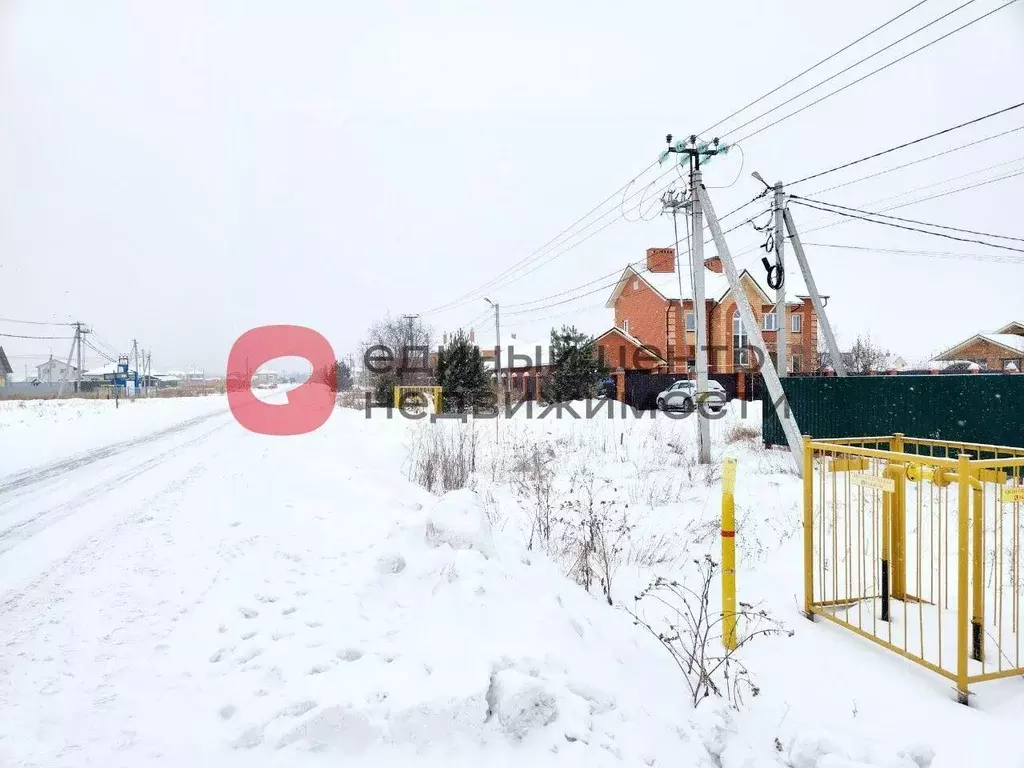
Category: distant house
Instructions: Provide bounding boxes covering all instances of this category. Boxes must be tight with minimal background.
[36,357,79,383]
[934,321,1024,371]
[597,247,825,375]
[0,347,12,386]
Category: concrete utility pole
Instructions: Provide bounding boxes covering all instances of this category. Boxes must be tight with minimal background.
[783,206,847,376]
[400,313,420,380]
[484,298,509,397]
[131,339,139,397]
[774,182,787,377]
[77,324,84,393]
[689,165,711,464]
[56,325,80,399]
[661,135,732,465]
[698,185,804,474]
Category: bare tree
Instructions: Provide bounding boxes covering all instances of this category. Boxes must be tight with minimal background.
[846,333,889,373]
[363,314,434,403]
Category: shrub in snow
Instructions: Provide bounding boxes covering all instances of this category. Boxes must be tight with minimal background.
[726,421,760,444]
[551,472,631,606]
[510,441,557,549]
[629,556,792,709]
[408,422,478,493]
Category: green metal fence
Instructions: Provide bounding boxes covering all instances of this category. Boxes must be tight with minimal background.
[762,375,1024,449]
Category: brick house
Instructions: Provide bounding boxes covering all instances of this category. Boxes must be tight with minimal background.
[596,246,823,376]
[933,321,1024,371]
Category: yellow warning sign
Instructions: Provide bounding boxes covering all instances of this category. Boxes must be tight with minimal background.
[850,473,895,493]
[1001,487,1024,503]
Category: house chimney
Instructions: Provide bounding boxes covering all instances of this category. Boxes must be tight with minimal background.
[646,247,675,274]
[704,256,724,274]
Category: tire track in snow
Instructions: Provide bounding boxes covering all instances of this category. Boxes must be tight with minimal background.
[0,409,227,501]
[0,415,232,554]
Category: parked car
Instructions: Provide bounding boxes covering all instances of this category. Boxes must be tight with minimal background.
[655,379,727,413]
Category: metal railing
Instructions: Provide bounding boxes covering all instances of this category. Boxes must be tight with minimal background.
[803,433,1024,703]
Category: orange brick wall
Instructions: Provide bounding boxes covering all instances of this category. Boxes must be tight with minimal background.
[614,277,669,352]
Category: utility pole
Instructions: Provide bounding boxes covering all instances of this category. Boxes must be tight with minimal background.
[662,135,725,464]
[400,313,420,382]
[698,184,804,474]
[484,298,509,398]
[131,339,139,397]
[783,206,847,376]
[773,182,787,378]
[56,324,81,399]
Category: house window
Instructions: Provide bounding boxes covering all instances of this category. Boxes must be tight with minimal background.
[732,311,749,369]
[685,311,695,332]
[622,319,630,336]
[792,355,802,373]
[791,314,802,333]
[686,358,695,370]
[633,279,639,291]
[763,313,778,331]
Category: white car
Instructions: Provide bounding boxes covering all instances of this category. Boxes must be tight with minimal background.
[656,379,727,413]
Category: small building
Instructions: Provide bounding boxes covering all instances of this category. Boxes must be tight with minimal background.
[933,321,1024,371]
[0,347,12,386]
[83,362,138,383]
[36,357,79,383]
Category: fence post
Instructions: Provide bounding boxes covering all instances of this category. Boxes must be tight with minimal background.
[881,472,891,622]
[802,435,815,620]
[972,480,985,663]
[956,453,971,704]
[722,457,737,650]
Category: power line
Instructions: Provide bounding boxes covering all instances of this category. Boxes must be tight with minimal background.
[807,122,1024,195]
[496,207,765,318]
[730,0,1019,145]
[0,332,75,340]
[436,181,760,321]
[789,199,1024,254]
[791,102,1024,186]
[802,242,1024,264]
[421,159,663,315]
[0,317,73,327]
[699,0,934,136]
[792,193,1024,243]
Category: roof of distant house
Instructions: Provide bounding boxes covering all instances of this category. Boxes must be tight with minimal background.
[606,263,790,308]
[36,358,78,371]
[0,346,12,376]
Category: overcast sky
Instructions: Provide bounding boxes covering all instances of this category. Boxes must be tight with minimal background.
[2,0,1022,376]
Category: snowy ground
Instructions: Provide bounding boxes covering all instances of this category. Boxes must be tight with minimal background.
[1,393,1022,766]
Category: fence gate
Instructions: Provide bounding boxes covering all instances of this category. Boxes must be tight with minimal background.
[803,434,1024,703]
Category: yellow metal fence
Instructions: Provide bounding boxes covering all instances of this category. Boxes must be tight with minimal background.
[803,434,1024,703]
